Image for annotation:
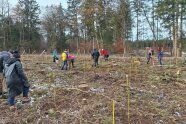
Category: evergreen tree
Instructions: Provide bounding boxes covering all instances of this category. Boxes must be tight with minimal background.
[18,0,41,51]
[0,0,10,50]
[42,4,66,51]
[67,0,81,50]
[155,0,186,57]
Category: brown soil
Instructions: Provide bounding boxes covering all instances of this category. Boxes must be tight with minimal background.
[0,55,185,124]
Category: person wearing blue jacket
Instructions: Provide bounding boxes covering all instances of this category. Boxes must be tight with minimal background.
[158,48,163,65]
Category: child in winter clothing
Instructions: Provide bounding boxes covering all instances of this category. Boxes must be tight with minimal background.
[53,49,58,63]
[91,49,100,67]
[61,50,68,70]
[101,49,109,61]
[158,48,163,65]
[147,48,152,64]
[147,48,154,65]
[68,54,75,69]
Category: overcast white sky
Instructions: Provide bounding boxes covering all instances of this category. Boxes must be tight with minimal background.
[9,0,67,9]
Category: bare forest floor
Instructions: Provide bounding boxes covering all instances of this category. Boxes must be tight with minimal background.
[0,54,186,124]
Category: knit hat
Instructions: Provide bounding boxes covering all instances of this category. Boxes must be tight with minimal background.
[13,51,20,58]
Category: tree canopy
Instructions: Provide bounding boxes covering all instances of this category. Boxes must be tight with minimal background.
[0,0,186,55]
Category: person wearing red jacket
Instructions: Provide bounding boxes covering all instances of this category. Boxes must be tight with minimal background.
[157,47,161,53]
[101,49,109,61]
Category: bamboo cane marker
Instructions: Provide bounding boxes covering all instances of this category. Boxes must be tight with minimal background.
[112,100,115,124]
[126,74,130,123]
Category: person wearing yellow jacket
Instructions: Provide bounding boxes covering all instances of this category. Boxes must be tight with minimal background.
[61,49,68,70]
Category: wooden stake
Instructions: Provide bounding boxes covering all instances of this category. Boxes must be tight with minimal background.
[126,74,130,123]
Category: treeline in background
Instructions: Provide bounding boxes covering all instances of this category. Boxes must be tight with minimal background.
[0,0,186,56]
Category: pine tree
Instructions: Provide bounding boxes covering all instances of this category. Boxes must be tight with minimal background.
[18,0,41,50]
[67,0,81,50]
[155,0,186,57]
[42,4,66,51]
[0,0,10,50]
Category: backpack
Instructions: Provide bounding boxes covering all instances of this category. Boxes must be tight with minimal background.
[4,63,16,78]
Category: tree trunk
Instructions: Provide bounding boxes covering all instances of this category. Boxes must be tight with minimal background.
[1,0,6,49]
[93,37,95,50]
[152,0,154,32]
[174,5,179,60]
[156,17,159,41]
[179,3,183,57]
[76,37,79,51]
[3,32,6,49]
[123,19,126,57]
[143,9,156,42]
[136,6,139,42]
[157,0,160,41]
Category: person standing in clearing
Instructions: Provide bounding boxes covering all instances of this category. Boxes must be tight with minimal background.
[151,48,155,66]
[147,47,152,64]
[61,49,68,70]
[158,48,163,66]
[91,49,100,67]
[101,49,109,61]
[147,47,155,66]
[68,54,75,69]
[0,51,12,97]
[4,51,30,111]
[157,47,161,53]
[53,49,58,63]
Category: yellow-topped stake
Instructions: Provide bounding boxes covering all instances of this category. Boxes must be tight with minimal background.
[112,100,115,124]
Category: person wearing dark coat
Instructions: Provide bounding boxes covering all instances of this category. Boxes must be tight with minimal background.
[91,49,100,67]
[4,51,30,110]
[0,51,12,95]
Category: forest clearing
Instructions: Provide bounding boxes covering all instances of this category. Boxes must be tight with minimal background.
[1,0,186,123]
[0,54,185,124]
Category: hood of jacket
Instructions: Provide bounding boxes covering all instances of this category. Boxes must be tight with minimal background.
[6,58,20,66]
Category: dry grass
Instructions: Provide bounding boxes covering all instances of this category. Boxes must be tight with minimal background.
[0,54,185,124]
